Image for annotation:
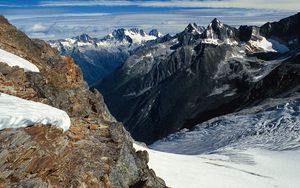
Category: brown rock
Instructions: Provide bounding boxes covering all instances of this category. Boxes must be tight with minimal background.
[89,124,98,130]
[0,16,167,188]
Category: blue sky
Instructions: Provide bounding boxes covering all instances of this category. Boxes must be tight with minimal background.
[0,0,298,39]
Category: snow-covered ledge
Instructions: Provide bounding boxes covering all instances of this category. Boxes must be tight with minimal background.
[0,93,70,131]
[0,48,39,72]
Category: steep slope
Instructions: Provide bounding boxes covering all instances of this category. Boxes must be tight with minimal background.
[49,29,162,85]
[0,16,166,187]
[96,13,300,144]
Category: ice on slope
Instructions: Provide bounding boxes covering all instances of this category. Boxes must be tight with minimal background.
[0,93,70,131]
[0,49,39,72]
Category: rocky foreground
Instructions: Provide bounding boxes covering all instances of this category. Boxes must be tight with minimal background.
[0,16,166,187]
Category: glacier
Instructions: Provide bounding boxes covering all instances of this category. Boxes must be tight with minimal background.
[138,93,300,188]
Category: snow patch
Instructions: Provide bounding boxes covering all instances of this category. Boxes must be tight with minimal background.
[252,37,276,52]
[209,84,230,96]
[0,93,70,131]
[0,49,39,72]
[202,38,238,46]
[248,37,289,53]
[124,86,152,97]
[77,41,94,47]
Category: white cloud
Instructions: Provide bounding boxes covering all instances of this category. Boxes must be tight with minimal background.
[38,0,136,7]
[26,23,48,32]
[7,13,110,20]
[38,0,300,11]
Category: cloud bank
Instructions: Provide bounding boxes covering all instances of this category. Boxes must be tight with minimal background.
[38,0,300,11]
[10,9,295,40]
[1,0,298,39]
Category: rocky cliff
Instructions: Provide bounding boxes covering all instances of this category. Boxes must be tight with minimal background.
[0,16,166,187]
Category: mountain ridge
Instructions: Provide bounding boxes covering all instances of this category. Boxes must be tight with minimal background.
[96,13,300,144]
[49,28,162,85]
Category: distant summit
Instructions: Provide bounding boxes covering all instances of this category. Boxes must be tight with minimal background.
[49,28,163,85]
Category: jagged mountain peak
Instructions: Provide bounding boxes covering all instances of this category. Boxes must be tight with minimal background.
[185,23,198,32]
[74,33,94,43]
[102,27,160,44]
[129,27,146,35]
[186,23,197,29]
[184,23,205,34]
[201,17,239,42]
[149,29,163,37]
[49,27,162,85]
[111,28,145,37]
[210,18,223,28]
[175,23,205,46]
[110,28,127,39]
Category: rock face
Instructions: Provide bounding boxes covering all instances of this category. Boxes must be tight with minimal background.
[0,16,166,187]
[96,13,300,144]
[49,29,161,85]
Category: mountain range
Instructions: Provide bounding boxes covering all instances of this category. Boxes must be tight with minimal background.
[95,13,300,144]
[49,28,162,85]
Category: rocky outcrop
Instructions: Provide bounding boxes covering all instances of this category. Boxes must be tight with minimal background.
[96,13,300,144]
[0,16,166,187]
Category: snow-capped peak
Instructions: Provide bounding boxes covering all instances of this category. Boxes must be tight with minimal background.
[205,18,226,39]
[104,28,159,44]
[49,27,162,54]
[184,23,205,34]
[74,33,94,43]
[200,18,239,45]
[149,29,163,38]
[210,18,223,28]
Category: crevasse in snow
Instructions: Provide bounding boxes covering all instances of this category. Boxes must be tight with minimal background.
[0,93,70,131]
[0,49,39,72]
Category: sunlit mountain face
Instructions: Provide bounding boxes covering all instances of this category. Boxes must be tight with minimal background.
[1,0,298,39]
